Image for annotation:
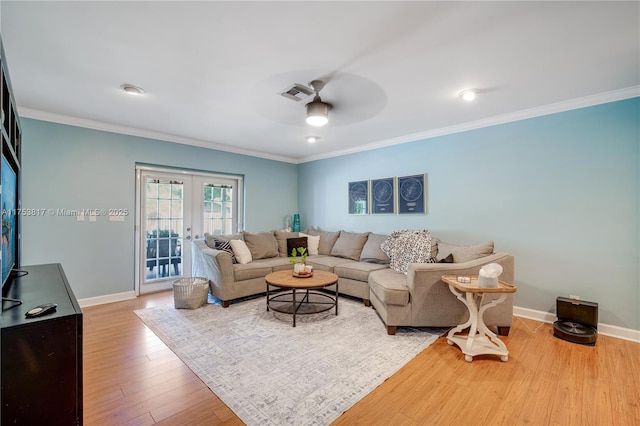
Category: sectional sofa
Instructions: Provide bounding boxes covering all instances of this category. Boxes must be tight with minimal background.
[191,228,515,335]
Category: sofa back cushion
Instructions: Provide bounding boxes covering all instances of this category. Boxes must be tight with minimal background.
[436,240,494,263]
[274,230,299,256]
[331,231,371,261]
[306,228,341,255]
[454,241,494,263]
[359,233,391,264]
[244,231,279,260]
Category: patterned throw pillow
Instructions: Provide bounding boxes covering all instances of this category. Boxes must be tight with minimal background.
[213,238,237,264]
[380,229,436,274]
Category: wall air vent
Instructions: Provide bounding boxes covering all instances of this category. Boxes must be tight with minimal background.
[279,83,313,101]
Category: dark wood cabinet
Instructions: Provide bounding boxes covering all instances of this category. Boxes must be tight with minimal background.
[1,264,83,425]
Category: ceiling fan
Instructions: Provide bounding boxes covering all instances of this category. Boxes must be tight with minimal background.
[305,80,333,127]
[272,73,385,128]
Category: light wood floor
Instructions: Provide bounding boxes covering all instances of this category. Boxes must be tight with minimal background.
[83,291,640,425]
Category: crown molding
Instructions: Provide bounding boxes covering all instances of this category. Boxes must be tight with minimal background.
[17,108,299,164]
[299,86,640,163]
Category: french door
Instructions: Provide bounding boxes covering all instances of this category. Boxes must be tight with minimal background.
[135,166,243,295]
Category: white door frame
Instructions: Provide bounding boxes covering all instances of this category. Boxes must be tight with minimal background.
[134,165,244,296]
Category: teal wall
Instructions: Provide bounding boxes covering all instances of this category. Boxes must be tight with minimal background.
[298,98,640,330]
[20,119,298,299]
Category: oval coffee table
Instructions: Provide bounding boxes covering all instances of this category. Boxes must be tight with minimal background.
[265,270,339,327]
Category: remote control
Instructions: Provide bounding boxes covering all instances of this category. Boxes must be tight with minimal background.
[25,303,58,318]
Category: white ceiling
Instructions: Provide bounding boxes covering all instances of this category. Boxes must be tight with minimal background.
[1,1,638,163]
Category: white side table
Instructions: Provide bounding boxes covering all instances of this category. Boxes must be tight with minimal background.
[441,275,517,362]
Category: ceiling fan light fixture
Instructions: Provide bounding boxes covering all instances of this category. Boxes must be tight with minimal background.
[459,88,477,101]
[306,98,332,127]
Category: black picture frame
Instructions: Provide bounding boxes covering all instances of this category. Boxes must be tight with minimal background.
[371,177,396,214]
[348,180,369,215]
[397,173,427,214]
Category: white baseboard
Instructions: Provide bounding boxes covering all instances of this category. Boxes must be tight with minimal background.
[513,305,640,343]
[75,295,640,343]
[78,291,137,308]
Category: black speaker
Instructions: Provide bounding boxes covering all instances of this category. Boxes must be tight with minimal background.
[553,297,598,345]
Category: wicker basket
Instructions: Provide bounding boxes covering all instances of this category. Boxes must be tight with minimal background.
[173,277,209,309]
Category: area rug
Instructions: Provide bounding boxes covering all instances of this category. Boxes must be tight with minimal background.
[134,296,446,425]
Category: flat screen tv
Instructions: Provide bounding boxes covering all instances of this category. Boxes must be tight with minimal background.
[2,153,18,289]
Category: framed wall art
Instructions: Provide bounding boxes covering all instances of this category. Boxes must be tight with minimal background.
[397,173,427,214]
[348,180,369,215]
[371,177,396,214]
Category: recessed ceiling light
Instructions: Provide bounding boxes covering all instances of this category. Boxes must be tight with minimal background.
[458,89,477,101]
[121,84,145,95]
[306,136,319,143]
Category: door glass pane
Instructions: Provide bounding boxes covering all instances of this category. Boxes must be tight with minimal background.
[203,183,234,235]
[144,178,184,281]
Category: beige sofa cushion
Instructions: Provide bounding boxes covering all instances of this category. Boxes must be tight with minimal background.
[306,256,354,272]
[274,230,299,256]
[253,256,292,272]
[360,233,390,264]
[244,231,279,260]
[453,241,494,263]
[437,240,495,263]
[233,262,272,281]
[334,262,388,282]
[331,231,370,260]
[369,268,410,306]
[307,229,341,255]
[436,240,461,261]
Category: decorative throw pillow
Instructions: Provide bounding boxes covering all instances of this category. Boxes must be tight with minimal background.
[213,238,237,263]
[439,253,454,263]
[380,229,436,274]
[299,232,320,255]
[286,237,308,257]
[451,241,494,263]
[243,231,279,260]
[359,233,391,264]
[229,239,252,264]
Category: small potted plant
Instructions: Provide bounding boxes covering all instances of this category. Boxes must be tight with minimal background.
[289,247,308,274]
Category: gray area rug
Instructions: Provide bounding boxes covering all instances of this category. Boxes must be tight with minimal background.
[135,296,446,425]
